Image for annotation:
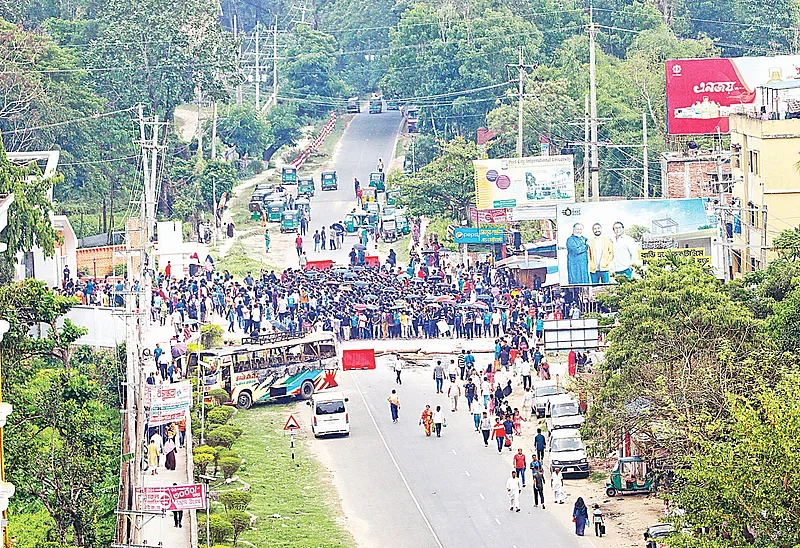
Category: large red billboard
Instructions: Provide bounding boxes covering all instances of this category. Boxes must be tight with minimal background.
[666,55,800,135]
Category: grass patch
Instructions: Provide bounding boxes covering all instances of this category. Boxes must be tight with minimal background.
[229,404,354,548]
[590,471,607,483]
[216,239,278,278]
[377,233,411,267]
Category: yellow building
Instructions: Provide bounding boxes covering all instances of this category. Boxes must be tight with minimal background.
[728,94,800,276]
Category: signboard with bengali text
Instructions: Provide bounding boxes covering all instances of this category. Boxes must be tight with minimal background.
[136,484,207,511]
[474,156,574,210]
[145,380,192,411]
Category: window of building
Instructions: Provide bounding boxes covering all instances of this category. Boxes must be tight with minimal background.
[748,151,760,175]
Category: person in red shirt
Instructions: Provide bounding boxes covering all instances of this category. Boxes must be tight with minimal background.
[295,235,303,256]
[513,448,527,486]
[490,417,506,453]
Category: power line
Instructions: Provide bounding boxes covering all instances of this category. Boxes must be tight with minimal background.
[1,106,138,134]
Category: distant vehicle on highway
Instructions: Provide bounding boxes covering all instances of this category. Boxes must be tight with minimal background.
[347,97,361,113]
[369,98,383,114]
[197,331,339,409]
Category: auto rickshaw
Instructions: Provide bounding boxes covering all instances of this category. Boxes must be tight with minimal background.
[321,170,338,191]
[343,211,370,233]
[280,209,300,233]
[605,456,655,497]
[382,215,398,242]
[386,189,401,206]
[266,200,285,223]
[248,194,265,213]
[298,176,315,197]
[386,100,399,111]
[295,197,311,221]
[396,214,410,235]
[281,166,297,184]
[369,171,385,192]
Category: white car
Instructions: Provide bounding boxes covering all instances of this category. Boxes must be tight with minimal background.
[309,391,350,437]
[532,380,567,418]
[546,394,585,432]
[549,428,589,477]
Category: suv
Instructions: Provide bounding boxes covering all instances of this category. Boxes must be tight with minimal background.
[546,394,585,432]
[549,428,589,477]
[532,380,567,418]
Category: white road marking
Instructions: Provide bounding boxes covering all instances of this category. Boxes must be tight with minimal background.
[479,493,485,500]
[352,374,445,548]
[495,518,501,525]
[464,470,471,477]
[451,449,457,455]
[513,545,518,548]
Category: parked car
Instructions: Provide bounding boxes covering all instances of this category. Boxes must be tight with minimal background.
[532,380,567,418]
[548,428,589,477]
[546,394,585,432]
[644,524,675,548]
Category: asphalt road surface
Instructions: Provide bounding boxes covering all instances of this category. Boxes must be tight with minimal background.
[305,108,403,264]
[309,363,587,548]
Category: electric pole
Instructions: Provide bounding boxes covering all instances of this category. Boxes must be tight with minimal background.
[211,102,218,160]
[234,15,243,106]
[272,14,278,111]
[255,23,261,110]
[506,47,535,158]
[196,89,203,161]
[642,111,649,198]
[584,94,590,202]
[589,6,600,201]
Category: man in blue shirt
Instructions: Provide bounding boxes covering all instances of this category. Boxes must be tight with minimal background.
[532,347,543,373]
[534,428,546,462]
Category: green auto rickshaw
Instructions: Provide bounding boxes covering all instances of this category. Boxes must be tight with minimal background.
[386,189,401,206]
[343,211,370,233]
[605,456,655,497]
[298,176,315,197]
[321,170,338,191]
[281,166,297,184]
[396,214,410,235]
[280,209,300,233]
[266,200,285,223]
[295,197,311,221]
[369,171,385,192]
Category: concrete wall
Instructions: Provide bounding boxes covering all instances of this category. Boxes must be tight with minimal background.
[63,305,127,347]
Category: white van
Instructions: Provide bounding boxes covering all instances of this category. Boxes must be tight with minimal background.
[309,391,350,437]
[548,428,589,477]
[546,394,585,432]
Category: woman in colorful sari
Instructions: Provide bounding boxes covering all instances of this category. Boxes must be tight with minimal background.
[419,405,434,436]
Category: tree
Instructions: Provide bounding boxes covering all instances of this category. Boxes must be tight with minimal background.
[227,510,250,547]
[668,376,800,547]
[772,228,800,261]
[218,490,252,513]
[586,263,773,459]
[395,137,478,219]
[263,103,302,161]
[214,104,270,158]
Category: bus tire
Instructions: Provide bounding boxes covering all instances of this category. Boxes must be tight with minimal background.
[237,391,253,410]
[300,380,315,400]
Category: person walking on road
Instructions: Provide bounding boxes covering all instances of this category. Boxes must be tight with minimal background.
[447,379,461,411]
[388,390,400,423]
[480,412,492,446]
[552,467,566,504]
[432,405,445,437]
[448,360,458,382]
[490,417,506,453]
[393,354,403,385]
[420,405,433,436]
[532,465,546,508]
[592,504,605,537]
[295,235,304,256]
[147,439,159,475]
[506,470,522,512]
[471,396,484,431]
[172,483,184,528]
[433,360,446,393]
[502,415,514,449]
[464,378,476,411]
[535,428,546,462]
[513,448,527,487]
[573,497,589,536]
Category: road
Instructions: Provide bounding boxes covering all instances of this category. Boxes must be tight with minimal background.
[304,108,403,264]
[309,359,588,548]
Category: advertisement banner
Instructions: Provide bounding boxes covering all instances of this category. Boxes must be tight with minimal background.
[556,198,716,286]
[468,206,508,225]
[666,55,800,134]
[474,156,575,210]
[453,227,505,244]
[639,247,711,266]
[148,408,187,427]
[508,205,557,221]
[145,380,192,411]
[136,484,207,511]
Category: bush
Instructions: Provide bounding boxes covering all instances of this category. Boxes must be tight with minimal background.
[199,514,232,545]
[246,159,265,176]
[218,490,252,512]
[193,453,214,477]
[211,545,231,548]
[194,445,219,458]
[200,323,224,349]
[208,389,231,406]
[112,263,127,277]
[228,510,250,547]
[218,456,241,480]
[212,424,243,440]
[206,429,235,449]
[206,407,231,426]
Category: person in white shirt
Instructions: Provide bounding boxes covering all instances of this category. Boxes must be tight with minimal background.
[611,222,638,278]
[520,359,532,391]
[481,377,492,408]
[491,310,502,337]
[447,380,461,411]
[523,388,535,417]
[506,470,523,512]
[393,354,403,385]
[432,405,445,437]
[448,360,459,382]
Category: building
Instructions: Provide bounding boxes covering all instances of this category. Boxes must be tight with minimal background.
[660,150,732,199]
[0,193,13,249]
[14,215,77,288]
[728,81,800,275]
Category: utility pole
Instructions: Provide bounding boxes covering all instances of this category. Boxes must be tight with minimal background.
[272,14,278,110]
[255,23,261,110]
[642,111,649,198]
[211,102,218,160]
[506,47,535,158]
[589,6,600,201]
[584,94,590,201]
[761,205,768,268]
[196,89,203,161]
[234,15,243,106]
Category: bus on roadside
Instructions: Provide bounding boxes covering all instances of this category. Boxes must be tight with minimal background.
[195,331,339,409]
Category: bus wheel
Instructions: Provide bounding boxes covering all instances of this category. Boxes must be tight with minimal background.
[237,391,253,410]
[300,380,315,400]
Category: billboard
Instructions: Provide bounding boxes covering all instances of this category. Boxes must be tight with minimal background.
[453,226,504,244]
[136,484,207,511]
[556,198,717,286]
[666,55,800,134]
[468,206,508,224]
[474,155,575,210]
